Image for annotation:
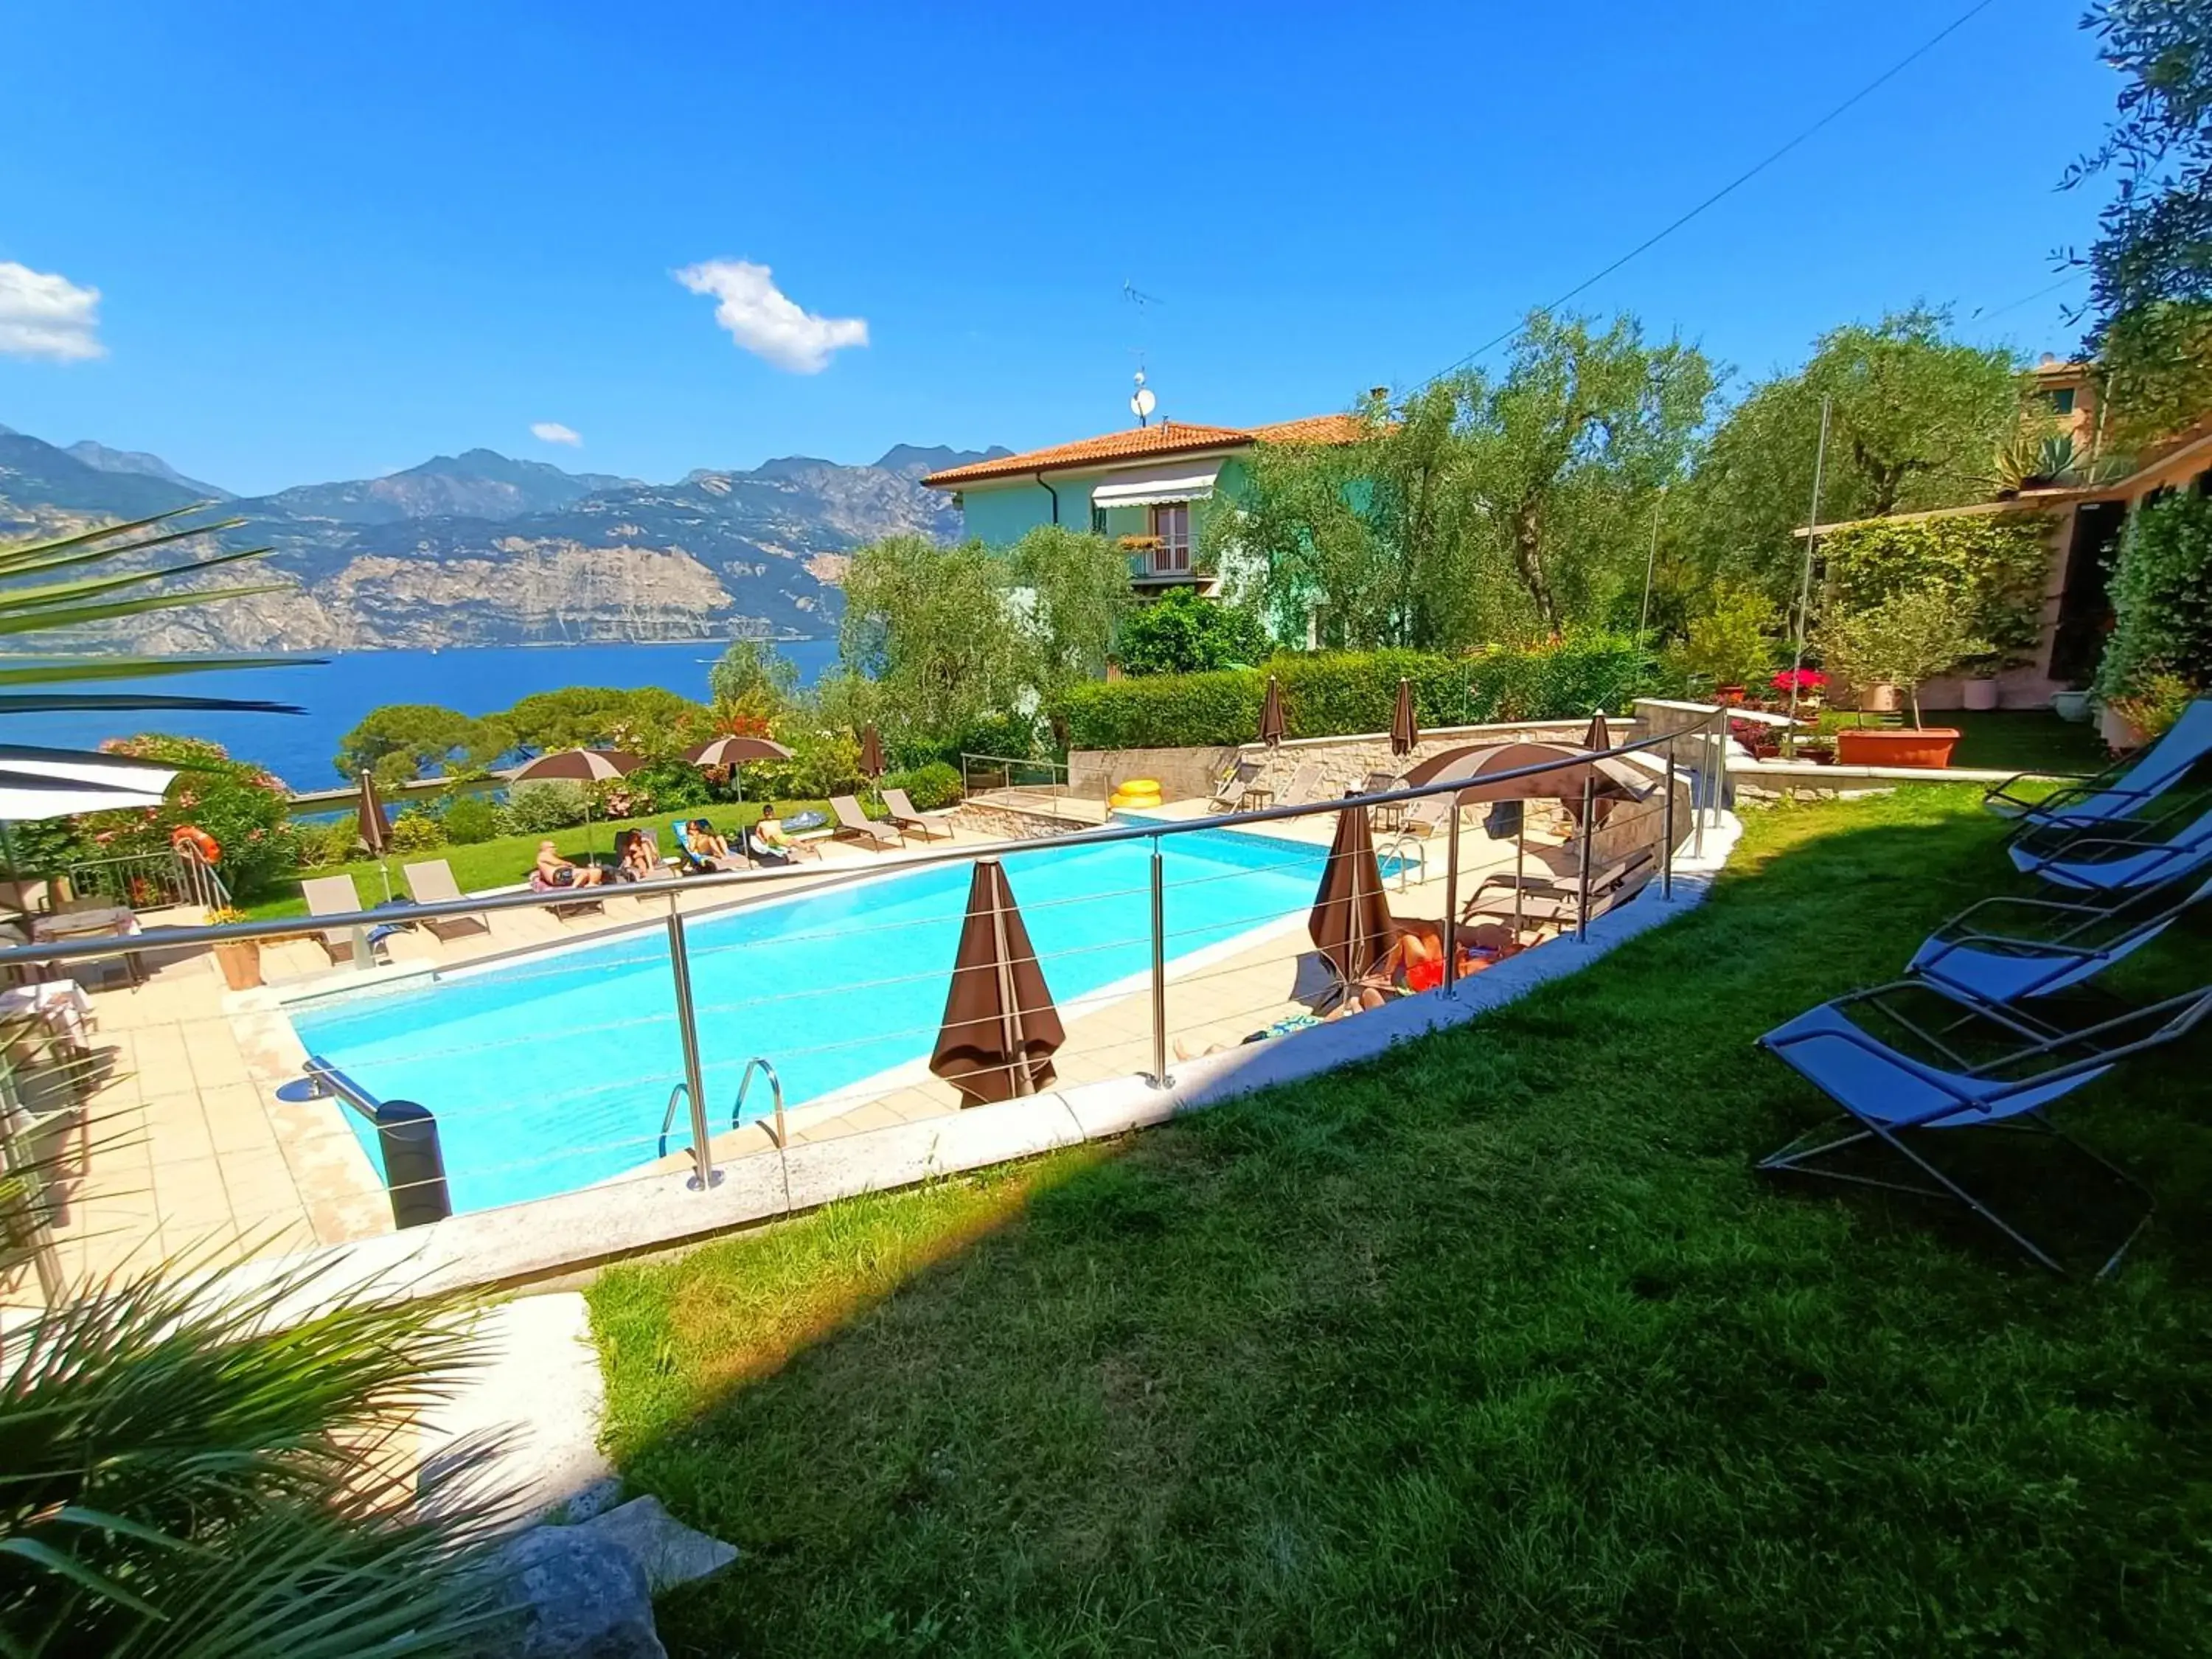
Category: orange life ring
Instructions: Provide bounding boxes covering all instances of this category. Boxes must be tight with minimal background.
[170,825,221,863]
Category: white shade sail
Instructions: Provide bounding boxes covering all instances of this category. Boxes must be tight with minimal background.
[0,745,179,821]
[1089,459,1222,512]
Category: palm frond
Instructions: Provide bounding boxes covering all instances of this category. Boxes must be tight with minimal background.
[0,549,272,617]
[0,585,291,641]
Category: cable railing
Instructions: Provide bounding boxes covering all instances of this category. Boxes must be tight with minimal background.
[0,710,1728,1267]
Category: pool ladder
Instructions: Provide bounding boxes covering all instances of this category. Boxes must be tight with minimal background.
[656,1056,787,1161]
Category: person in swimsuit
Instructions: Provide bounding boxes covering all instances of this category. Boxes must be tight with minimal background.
[535,841,606,888]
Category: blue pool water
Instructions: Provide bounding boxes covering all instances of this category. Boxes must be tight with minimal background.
[291,829,1327,1214]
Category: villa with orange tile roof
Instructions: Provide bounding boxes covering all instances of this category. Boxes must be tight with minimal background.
[923,410,1370,616]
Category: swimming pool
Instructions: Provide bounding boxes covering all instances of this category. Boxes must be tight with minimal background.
[291,828,1332,1214]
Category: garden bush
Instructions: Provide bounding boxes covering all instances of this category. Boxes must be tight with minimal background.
[1819,509,2053,660]
[80,735,302,900]
[1116,589,1272,675]
[389,807,446,853]
[438,793,504,845]
[2096,490,2212,721]
[1052,637,1658,751]
[291,817,360,870]
[880,761,962,810]
[503,779,591,833]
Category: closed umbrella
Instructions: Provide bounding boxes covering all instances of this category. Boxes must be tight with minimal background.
[1308,801,1398,1004]
[355,769,393,901]
[858,724,886,780]
[509,748,641,855]
[1391,678,1419,759]
[1259,676,1285,748]
[1568,712,1616,832]
[931,859,1065,1105]
[684,735,793,807]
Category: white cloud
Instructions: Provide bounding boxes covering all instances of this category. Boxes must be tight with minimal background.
[530,420,582,447]
[673,258,867,373]
[0,262,104,361]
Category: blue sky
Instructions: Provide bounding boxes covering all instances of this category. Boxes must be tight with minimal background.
[0,1,2120,495]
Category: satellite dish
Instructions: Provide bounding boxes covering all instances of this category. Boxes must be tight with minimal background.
[1130,386,1157,421]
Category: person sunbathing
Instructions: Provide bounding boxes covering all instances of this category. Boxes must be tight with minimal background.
[616,829,660,882]
[689,818,735,863]
[751,813,812,861]
[1388,921,1510,992]
[535,841,605,888]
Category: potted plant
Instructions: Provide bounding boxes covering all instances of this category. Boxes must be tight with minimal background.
[1961,654,2002,712]
[1683,583,1781,714]
[206,906,262,991]
[1815,585,1989,769]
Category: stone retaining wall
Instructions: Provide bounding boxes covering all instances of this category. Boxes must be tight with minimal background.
[951,801,1088,841]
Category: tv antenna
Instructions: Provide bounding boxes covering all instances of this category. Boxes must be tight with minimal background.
[1122,279,1164,310]
[1130,368,1157,428]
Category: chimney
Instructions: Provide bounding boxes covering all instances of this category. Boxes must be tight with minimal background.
[1368,386,1388,402]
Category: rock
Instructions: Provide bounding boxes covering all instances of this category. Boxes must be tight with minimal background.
[576,1495,739,1592]
[491,1526,667,1659]
[560,1477,628,1525]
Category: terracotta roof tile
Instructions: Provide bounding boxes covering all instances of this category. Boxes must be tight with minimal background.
[922,413,1366,488]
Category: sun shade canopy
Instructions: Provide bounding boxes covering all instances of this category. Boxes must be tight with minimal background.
[1088,459,1222,511]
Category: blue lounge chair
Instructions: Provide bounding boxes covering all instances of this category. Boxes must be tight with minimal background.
[2008,801,2212,892]
[1986,699,2212,831]
[1908,867,2212,1005]
[1758,981,2211,1274]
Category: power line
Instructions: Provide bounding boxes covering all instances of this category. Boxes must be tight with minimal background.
[1419,0,2007,386]
[1968,270,2085,324]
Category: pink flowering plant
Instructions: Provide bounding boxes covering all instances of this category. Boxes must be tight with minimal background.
[66,735,303,900]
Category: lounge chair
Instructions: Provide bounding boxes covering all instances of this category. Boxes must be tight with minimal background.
[882,787,955,841]
[401,860,493,944]
[669,820,730,875]
[830,795,902,852]
[1461,846,1653,929]
[1986,699,2212,830]
[1758,978,2212,1275]
[302,875,391,967]
[1279,762,1326,807]
[2010,800,2212,892]
[1209,759,1265,814]
[527,867,605,922]
[1908,867,2212,1005]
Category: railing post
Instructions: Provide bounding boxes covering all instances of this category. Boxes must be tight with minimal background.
[664,894,716,1190]
[1440,793,1461,998]
[1576,774,1596,943]
[1692,720,1710,860]
[1148,840,1172,1088]
[1661,750,1676,902]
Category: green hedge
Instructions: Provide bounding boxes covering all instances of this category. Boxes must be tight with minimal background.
[1054,638,1660,751]
[1818,509,2053,658]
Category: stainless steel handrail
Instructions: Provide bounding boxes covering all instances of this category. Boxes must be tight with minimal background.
[655,1082,689,1161]
[0,710,1724,971]
[303,1054,383,1124]
[731,1057,787,1150]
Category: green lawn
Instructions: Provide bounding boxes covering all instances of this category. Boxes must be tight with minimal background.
[240,799,832,919]
[585,787,2212,1655]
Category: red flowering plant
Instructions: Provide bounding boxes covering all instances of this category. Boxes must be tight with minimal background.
[1770,668,1829,703]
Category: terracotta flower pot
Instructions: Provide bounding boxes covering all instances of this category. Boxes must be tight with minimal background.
[1834,727,1962,769]
[213,939,262,991]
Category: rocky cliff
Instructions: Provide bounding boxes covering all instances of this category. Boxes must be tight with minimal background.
[0,431,1007,651]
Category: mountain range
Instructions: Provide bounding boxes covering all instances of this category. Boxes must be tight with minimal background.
[0,425,1009,652]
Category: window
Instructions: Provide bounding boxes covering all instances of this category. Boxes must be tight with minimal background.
[1149,502,1191,574]
[2047,387,2076,416]
[1090,504,1107,535]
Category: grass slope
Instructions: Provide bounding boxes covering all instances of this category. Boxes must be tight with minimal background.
[588,788,2212,1656]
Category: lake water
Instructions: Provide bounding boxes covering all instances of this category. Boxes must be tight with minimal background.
[17,639,841,792]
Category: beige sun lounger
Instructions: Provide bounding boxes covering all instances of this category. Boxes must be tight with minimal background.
[1461,847,1655,928]
[302,875,386,967]
[831,795,902,851]
[882,787,955,841]
[1210,758,1265,813]
[402,859,493,943]
[1279,762,1326,807]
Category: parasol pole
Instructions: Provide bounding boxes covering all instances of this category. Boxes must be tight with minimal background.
[1514,809,1526,938]
[1637,484,1666,640]
[990,870,1033,1099]
[1785,395,1833,752]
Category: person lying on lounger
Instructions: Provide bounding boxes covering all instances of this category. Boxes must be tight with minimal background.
[751,812,811,862]
[1386,920,1514,992]
[688,818,735,863]
[535,841,606,888]
[616,829,660,883]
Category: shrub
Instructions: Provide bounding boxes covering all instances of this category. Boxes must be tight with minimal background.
[1116,589,1272,675]
[503,779,591,833]
[753,726,865,801]
[293,818,359,869]
[1051,637,1656,751]
[627,757,712,813]
[389,807,446,852]
[2096,491,2212,709]
[880,761,962,810]
[80,735,301,900]
[438,793,503,845]
[1815,584,1990,726]
[1680,582,1782,688]
[1820,509,2053,661]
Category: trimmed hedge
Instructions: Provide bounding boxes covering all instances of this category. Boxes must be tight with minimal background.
[1819,509,2053,658]
[1054,638,1660,751]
